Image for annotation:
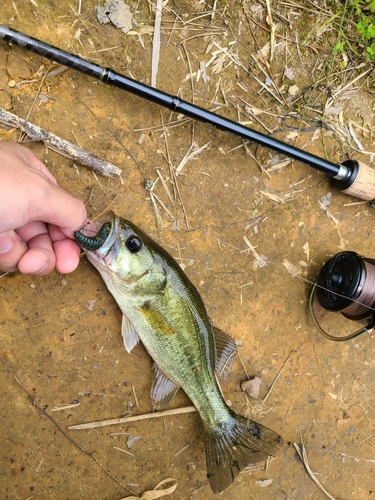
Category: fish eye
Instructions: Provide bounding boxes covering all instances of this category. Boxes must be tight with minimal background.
[125,235,143,253]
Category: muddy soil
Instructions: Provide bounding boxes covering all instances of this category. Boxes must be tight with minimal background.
[1,1,375,499]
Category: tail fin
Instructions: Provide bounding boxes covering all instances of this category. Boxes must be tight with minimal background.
[205,411,283,493]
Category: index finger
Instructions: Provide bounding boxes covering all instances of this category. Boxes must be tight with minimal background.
[31,179,88,237]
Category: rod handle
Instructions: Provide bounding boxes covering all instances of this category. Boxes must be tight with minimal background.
[333,160,375,201]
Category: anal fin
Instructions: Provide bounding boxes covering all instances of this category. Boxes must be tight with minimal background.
[213,327,237,379]
[151,364,180,410]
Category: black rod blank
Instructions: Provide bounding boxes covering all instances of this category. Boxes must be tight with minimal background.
[0,24,341,177]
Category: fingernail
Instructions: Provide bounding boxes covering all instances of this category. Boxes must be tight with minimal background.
[31,262,49,275]
[0,233,13,254]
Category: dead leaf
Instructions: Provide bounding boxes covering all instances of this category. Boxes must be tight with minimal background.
[256,479,273,487]
[284,67,294,80]
[288,84,299,96]
[283,259,300,276]
[120,478,177,500]
[85,299,97,311]
[285,130,299,141]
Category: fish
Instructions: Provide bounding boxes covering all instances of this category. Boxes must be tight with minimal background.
[75,211,283,493]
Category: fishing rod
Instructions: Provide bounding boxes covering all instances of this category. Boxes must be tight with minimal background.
[1,24,374,201]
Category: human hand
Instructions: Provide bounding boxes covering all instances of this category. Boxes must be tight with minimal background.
[0,141,88,275]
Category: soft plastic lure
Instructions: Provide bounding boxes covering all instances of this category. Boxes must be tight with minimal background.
[74,222,111,250]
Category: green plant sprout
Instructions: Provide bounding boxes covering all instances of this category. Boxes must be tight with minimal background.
[347,0,375,61]
[332,0,375,63]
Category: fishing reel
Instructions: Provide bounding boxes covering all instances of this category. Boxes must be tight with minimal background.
[310,251,375,341]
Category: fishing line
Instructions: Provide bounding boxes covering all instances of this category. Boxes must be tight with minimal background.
[265,254,375,342]
[264,257,375,315]
[182,224,375,323]
[206,227,375,342]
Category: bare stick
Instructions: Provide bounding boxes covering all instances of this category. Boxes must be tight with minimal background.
[0,108,122,177]
[67,406,197,431]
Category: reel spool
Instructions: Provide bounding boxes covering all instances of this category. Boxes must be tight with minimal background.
[310,251,375,341]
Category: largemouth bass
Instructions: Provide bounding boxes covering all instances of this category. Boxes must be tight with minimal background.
[75,211,283,493]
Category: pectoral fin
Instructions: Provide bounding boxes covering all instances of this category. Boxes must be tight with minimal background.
[151,364,180,410]
[139,303,174,336]
[121,314,140,353]
[213,327,237,379]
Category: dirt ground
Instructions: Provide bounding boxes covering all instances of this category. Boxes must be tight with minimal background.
[1,1,375,499]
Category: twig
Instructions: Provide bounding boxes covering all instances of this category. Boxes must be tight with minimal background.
[51,402,80,411]
[156,168,174,205]
[211,0,218,20]
[253,75,285,106]
[265,0,277,61]
[326,68,372,107]
[158,113,190,229]
[150,190,175,220]
[250,54,285,102]
[160,111,177,200]
[0,108,122,177]
[175,141,210,175]
[246,13,321,52]
[132,383,139,408]
[19,69,49,142]
[174,438,193,457]
[67,406,197,430]
[245,14,289,108]
[236,348,250,379]
[293,442,337,500]
[242,141,272,178]
[180,41,195,100]
[134,117,192,133]
[263,349,295,404]
[113,445,135,457]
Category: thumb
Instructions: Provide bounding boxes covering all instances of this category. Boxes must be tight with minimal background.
[0,230,27,272]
